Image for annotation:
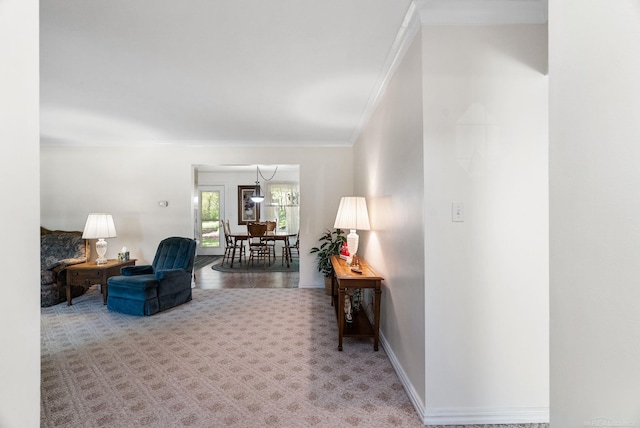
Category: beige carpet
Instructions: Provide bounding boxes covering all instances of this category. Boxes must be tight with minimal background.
[41,286,423,427]
[41,286,549,428]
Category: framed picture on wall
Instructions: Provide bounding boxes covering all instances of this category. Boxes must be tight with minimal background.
[238,185,260,225]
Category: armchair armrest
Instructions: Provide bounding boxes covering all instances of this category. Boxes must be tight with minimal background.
[155,268,192,296]
[59,257,87,268]
[121,265,153,276]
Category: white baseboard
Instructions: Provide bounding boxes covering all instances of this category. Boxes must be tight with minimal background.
[364,294,550,427]
[379,330,428,423]
[380,330,549,426]
[423,406,549,425]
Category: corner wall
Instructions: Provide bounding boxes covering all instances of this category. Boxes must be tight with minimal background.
[354,32,426,409]
[421,24,549,424]
[0,0,41,425]
[354,21,549,425]
[549,1,640,426]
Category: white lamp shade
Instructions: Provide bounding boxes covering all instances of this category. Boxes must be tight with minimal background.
[82,213,117,239]
[333,197,370,231]
[333,197,370,258]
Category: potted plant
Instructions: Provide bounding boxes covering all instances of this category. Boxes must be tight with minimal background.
[310,228,346,295]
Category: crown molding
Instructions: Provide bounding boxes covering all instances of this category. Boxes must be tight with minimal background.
[349,2,421,144]
[349,0,547,145]
[414,0,548,25]
[39,138,352,148]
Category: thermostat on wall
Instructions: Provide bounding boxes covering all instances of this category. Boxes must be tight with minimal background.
[158,201,169,207]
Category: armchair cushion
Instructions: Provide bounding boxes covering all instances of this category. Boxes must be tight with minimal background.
[107,237,196,316]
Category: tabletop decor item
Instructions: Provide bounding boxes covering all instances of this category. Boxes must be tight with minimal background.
[118,246,130,261]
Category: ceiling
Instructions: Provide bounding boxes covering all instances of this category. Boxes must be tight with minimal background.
[40,0,547,148]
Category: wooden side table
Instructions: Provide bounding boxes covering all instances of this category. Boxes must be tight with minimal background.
[65,259,136,305]
[330,255,384,351]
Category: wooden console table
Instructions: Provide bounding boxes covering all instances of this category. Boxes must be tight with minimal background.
[330,255,383,351]
[66,259,136,305]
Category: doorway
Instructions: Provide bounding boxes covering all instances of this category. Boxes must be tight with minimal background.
[192,164,300,259]
[195,185,224,256]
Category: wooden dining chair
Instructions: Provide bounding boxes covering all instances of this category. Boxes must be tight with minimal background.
[247,222,269,269]
[282,230,299,265]
[222,220,245,266]
[263,220,277,263]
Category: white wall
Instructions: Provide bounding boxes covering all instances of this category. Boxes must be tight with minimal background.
[550,1,640,427]
[353,21,549,425]
[0,0,41,426]
[40,145,352,288]
[354,32,426,409]
[421,25,549,424]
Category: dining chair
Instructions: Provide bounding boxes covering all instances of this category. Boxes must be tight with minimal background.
[282,230,299,265]
[247,222,269,269]
[222,220,245,266]
[263,220,277,263]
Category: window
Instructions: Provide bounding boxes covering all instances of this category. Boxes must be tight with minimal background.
[264,182,299,233]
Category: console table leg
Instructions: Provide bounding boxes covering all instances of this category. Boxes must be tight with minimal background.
[373,287,381,351]
[338,287,345,351]
[330,276,335,306]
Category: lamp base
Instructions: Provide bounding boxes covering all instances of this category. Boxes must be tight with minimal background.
[95,238,108,265]
[346,230,359,265]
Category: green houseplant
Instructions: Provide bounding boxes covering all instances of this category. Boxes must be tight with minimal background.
[310,228,346,294]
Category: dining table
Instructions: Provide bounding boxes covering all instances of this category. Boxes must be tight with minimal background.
[227,230,297,268]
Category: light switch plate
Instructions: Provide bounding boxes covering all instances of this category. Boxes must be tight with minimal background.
[452,203,464,222]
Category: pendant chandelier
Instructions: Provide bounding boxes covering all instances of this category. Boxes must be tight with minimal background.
[250,165,278,203]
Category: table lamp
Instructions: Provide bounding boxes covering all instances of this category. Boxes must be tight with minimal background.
[82,213,117,265]
[333,196,370,260]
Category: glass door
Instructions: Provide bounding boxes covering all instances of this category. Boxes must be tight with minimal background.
[196,185,224,255]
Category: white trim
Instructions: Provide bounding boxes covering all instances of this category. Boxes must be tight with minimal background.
[40,138,352,148]
[414,0,548,25]
[349,2,421,145]
[380,321,549,426]
[369,297,549,427]
[379,330,427,423]
[423,406,550,425]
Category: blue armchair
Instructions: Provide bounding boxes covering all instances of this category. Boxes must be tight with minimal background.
[107,237,196,315]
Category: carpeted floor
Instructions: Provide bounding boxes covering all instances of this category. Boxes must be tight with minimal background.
[41,285,549,428]
[41,286,421,427]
